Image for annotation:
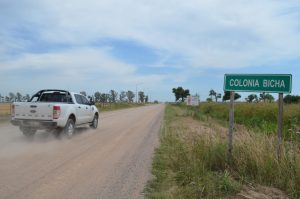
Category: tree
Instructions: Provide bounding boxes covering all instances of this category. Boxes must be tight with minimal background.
[119,91,127,102]
[222,91,241,101]
[9,92,15,102]
[259,92,266,102]
[105,94,111,103]
[80,91,87,97]
[283,95,300,104]
[16,92,22,102]
[145,95,149,103]
[138,91,145,103]
[100,93,108,103]
[209,89,216,101]
[172,87,190,102]
[109,90,118,103]
[259,93,274,103]
[94,92,101,102]
[25,94,31,101]
[246,94,258,103]
[264,94,274,103]
[5,96,9,102]
[206,98,213,102]
[127,91,135,103]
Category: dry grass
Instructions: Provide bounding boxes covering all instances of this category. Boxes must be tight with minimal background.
[0,103,11,116]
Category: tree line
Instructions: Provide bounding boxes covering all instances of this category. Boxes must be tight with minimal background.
[0,92,31,103]
[172,87,300,104]
[0,90,149,103]
[81,90,149,103]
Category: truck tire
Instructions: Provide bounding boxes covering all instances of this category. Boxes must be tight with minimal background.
[20,127,36,137]
[90,114,98,129]
[64,118,75,138]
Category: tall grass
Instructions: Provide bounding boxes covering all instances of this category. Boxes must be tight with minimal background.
[232,130,300,197]
[192,103,300,139]
[146,105,300,198]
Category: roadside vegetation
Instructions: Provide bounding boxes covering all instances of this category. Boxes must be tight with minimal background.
[146,104,300,198]
[0,103,11,123]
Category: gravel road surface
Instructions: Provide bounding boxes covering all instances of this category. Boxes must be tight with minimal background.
[0,104,164,199]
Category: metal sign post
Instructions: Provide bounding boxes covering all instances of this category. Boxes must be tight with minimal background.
[277,93,284,159]
[228,91,235,161]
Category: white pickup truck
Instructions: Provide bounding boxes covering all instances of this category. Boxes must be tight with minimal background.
[11,89,99,137]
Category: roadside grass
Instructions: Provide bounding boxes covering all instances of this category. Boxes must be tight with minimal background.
[146,104,300,198]
[0,103,11,123]
[96,102,146,111]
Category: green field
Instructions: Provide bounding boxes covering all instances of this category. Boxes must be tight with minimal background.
[146,104,300,198]
[190,102,300,139]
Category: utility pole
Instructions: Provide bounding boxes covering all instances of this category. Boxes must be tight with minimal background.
[135,83,143,103]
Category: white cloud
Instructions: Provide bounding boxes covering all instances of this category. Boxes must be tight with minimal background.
[1,0,300,68]
[0,48,134,74]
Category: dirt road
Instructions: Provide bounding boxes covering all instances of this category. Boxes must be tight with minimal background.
[0,104,164,199]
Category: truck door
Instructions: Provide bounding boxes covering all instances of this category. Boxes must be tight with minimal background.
[80,95,93,123]
[74,94,85,125]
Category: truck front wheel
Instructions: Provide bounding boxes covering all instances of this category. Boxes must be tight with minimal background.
[90,114,98,129]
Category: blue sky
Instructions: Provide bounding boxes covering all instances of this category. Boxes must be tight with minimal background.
[0,0,300,101]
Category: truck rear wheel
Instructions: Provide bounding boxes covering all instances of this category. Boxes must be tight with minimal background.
[64,118,75,138]
[20,127,36,137]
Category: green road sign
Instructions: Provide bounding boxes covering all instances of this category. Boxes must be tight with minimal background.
[224,74,292,93]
